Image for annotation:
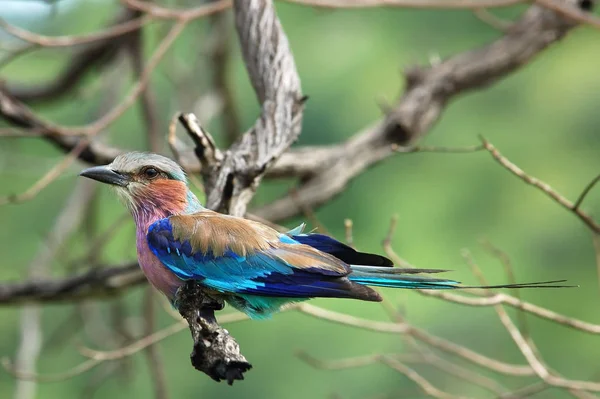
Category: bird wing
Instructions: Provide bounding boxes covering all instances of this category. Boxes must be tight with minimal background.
[146,212,370,298]
[287,230,394,266]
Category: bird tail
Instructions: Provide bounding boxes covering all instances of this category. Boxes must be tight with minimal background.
[348,265,576,290]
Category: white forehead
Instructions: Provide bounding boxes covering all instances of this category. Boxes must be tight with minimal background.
[110,152,182,174]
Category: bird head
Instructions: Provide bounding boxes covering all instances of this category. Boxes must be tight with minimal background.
[80,152,200,219]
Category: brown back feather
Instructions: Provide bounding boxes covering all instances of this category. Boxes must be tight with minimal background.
[170,211,350,275]
[170,211,279,256]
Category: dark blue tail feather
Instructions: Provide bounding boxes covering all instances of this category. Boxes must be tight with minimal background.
[291,233,393,267]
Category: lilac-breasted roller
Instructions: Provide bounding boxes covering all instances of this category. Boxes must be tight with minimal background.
[80,153,570,319]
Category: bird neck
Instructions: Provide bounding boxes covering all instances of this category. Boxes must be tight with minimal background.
[132,180,203,231]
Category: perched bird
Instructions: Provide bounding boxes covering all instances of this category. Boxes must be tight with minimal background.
[80,153,570,319]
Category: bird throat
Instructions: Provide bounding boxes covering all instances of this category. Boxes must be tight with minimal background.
[131,180,198,228]
[132,180,200,299]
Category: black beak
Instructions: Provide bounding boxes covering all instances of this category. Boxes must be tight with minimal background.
[79,166,129,187]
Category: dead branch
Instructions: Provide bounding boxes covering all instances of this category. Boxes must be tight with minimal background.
[185,0,305,216]
[252,0,592,222]
[175,282,251,384]
[0,263,144,305]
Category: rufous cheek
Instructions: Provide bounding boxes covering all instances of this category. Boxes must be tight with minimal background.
[145,180,189,210]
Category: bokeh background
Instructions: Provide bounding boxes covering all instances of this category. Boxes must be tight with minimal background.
[1,1,599,398]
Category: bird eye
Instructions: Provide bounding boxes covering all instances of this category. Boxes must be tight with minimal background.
[142,167,159,179]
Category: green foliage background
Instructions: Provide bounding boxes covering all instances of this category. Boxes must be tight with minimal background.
[0,1,599,398]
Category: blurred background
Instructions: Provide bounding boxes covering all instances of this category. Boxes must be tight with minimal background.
[0,1,599,398]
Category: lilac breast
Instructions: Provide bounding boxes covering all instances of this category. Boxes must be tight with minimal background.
[136,222,183,301]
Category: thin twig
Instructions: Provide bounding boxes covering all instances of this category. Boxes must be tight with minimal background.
[499,382,549,399]
[4,311,249,383]
[0,44,38,70]
[480,239,532,343]
[122,0,232,20]
[496,298,600,392]
[0,15,151,47]
[464,250,600,393]
[574,173,600,211]
[381,299,508,395]
[419,290,600,334]
[0,138,90,205]
[0,20,188,206]
[592,234,600,298]
[481,137,600,234]
[392,143,485,154]
[297,303,534,376]
[381,356,472,399]
[473,8,514,31]
[381,215,415,268]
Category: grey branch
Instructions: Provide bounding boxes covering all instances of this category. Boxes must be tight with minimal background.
[0,263,145,305]
[0,89,124,164]
[176,282,251,385]
[251,0,590,222]
[196,0,304,216]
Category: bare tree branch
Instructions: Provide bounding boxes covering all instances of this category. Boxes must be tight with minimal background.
[4,8,141,103]
[0,263,144,305]
[186,0,305,216]
[252,0,591,222]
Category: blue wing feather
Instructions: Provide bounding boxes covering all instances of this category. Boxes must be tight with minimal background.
[147,217,361,298]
